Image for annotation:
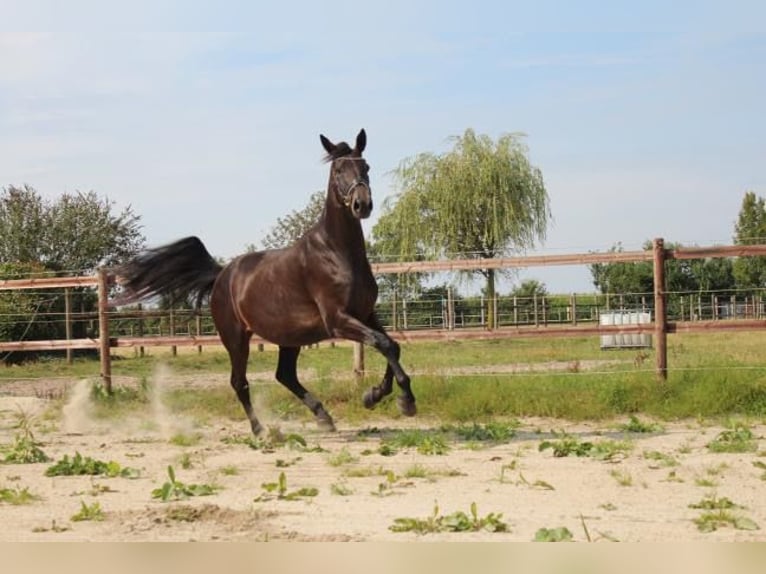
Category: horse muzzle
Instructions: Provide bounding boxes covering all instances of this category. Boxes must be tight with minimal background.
[349,186,373,219]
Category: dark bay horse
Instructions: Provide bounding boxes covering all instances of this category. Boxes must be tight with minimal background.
[118,129,415,435]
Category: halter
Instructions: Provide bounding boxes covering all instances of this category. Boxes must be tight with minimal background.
[332,157,370,208]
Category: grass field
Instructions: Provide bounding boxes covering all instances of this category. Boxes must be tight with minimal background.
[2,331,766,427]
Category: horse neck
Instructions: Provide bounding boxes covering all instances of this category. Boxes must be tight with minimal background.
[320,187,367,260]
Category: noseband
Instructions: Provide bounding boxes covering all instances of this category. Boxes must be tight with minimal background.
[333,158,370,208]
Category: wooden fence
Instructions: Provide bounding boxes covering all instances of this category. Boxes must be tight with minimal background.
[2,238,766,392]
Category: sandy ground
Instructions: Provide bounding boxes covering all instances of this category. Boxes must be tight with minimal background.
[1,378,765,542]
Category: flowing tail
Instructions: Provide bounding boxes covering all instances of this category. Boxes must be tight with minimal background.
[116,236,223,309]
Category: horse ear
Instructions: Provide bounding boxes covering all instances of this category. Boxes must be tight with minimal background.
[320,134,335,155]
[355,129,366,153]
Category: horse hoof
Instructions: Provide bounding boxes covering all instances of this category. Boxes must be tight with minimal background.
[316,415,337,432]
[397,396,417,417]
[363,389,378,410]
[250,421,263,436]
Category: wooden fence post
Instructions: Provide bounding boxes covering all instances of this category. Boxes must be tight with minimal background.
[97,268,112,394]
[652,238,668,381]
[64,287,73,365]
[353,342,364,377]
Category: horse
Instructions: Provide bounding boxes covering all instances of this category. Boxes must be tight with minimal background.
[117,129,416,435]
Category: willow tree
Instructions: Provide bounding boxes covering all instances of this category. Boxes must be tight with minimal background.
[372,129,550,327]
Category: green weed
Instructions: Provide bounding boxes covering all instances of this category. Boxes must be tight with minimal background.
[643,450,679,468]
[151,465,219,502]
[254,472,318,502]
[534,527,573,542]
[70,501,105,522]
[2,411,50,464]
[390,502,508,534]
[45,452,140,478]
[707,425,758,453]
[619,415,662,433]
[689,494,759,532]
[380,429,450,456]
[0,485,41,505]
[539,434,631,461]
[327,447,358,467]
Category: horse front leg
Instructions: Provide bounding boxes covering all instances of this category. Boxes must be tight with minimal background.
[331,313,416,417]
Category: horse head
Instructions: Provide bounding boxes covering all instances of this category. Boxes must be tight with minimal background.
[320,129,372,219]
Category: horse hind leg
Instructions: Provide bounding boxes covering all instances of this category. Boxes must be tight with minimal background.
[276,346,336,432]
[220,326,262,436]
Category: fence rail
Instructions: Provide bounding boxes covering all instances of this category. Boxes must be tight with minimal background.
[2,239,766,391]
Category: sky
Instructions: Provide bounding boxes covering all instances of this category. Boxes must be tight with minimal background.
[2,1,765,293]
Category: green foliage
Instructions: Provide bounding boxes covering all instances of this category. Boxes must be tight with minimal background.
[707,424,758,453]
[257,190,325,250]
[690,494,759,532]
[2,412,50,464]
[379,429,450,456]
[534,527,573,542]
[0,185,144,272]
[223,427,325,454]
[539,435,594,457]
[70,501,105,522]
[0,185,144,358]
[390,501,508,534]
[254,472,319,502]
[619,415,662,433]
[373,129,550,324]
[45,452,139,478]
[151,465,219,502]
[733,191,766,292]
[442,421,518,443]
[589,241,735,302]
[539,434,631,461]
[0,485,41,505]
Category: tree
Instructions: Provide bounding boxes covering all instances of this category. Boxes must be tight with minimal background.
[732,191,766,292]
[589,241,735,311]
[0,185,145,359]
[0,185,144,273]
[372,129,551,327]
[256,190,325,250]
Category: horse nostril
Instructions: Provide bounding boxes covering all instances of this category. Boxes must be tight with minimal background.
[353,199,361,212]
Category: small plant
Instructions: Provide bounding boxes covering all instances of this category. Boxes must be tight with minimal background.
[179,453,194,469]
[170,432,202,447]
[390,502,508,534]
[380,430,450,456]
[220,465,239,476]
[619,415,661,434]
[707,425,758,453]
[643,450,679,468]
[330,482,354,496]
[539,434,630,461]
[371,471,402,497]
[690,494,759,532]
[534,526,573,542]
[151,465,219,502]
[444,421,518,443]
[71,501,105,522]
[327,447,358,467]
[222,428,324,453]
[609,469,633,487]
[2,411,50,464]
[539,434,593,457]
[254,472,318,502]
[753,460,766,481]
[275,457,302,468]
[45,452,140,478]
[0,485,41,505]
